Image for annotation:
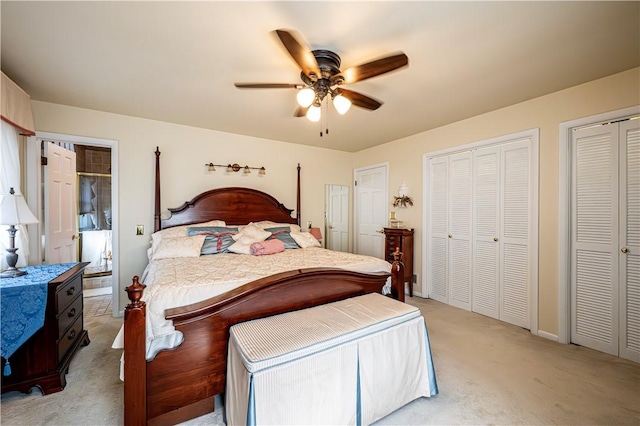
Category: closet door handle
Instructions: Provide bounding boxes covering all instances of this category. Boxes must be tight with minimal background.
[621,247,628,254]
[448,234,452,238]
[493,237,499,242]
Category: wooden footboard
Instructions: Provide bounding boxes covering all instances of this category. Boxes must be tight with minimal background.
[124,257,405,426]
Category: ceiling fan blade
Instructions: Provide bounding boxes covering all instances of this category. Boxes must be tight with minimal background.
[339,89,383,111]
[294,106,309,117]
[234,83,302,89]
[334,53,408,85]
[274,29,321,79]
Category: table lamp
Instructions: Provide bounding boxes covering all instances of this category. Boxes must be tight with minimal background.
[0,187,39,278]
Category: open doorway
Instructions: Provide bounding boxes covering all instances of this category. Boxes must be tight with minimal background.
[76,146,112,297]
[27,132,119,316]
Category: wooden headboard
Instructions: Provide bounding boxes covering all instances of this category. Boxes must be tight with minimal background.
[153,148,301,231]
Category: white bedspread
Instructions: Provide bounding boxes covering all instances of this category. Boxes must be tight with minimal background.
[112,248,392,360]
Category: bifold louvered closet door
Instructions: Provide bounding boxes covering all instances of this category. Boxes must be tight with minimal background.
[571,119,640,362]
[472,140,531,328]
[427,134,535,330]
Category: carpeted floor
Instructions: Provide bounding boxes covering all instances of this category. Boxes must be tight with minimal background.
[1,297,639,425]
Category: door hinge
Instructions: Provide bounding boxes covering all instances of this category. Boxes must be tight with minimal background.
[354,180,358,186]
[41,156,47,166]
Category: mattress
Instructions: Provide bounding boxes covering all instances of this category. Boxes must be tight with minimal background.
[112,247,392,360]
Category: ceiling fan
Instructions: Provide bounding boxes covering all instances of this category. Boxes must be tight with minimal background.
[234,29,409,124]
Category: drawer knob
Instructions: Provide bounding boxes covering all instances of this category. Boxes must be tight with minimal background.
[68,308,76,318]
[68,329,76,340]
[67,286,76,296]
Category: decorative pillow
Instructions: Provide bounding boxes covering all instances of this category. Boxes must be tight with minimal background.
[187,226,238,255]
[232,223,272,242]
[265,227,299,249]
[250,239,286,256]
[151,220,226,255]
[151,235,206,260]
[290,231,322,249]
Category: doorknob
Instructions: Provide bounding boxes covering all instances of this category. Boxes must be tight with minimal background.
[376,229,385,234]
[621,247,628,253]
[71,234,79,240]
[448,234,452,238]
[493,237,499,242]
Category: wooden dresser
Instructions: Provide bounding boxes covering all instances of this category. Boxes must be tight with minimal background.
[1,263,90,395]
[384,228,415,297]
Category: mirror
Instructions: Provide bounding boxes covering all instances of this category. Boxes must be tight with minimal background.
[325,184,350,252]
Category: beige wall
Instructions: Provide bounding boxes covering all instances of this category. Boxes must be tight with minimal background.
[29,67,639,332]
[353,67,640,336]
[30,101,354,312]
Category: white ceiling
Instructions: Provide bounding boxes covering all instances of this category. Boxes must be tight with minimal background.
[2,1,638,152]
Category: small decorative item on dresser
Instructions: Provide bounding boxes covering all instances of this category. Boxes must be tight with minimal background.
[392,195,413,208]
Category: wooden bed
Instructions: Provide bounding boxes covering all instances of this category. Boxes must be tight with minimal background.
[123,148,405,425]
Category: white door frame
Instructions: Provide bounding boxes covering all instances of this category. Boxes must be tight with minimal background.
[27,132,120,317]
[558,106,640,344]
[353,163,389,256]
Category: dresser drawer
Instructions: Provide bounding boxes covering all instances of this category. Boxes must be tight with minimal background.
[58,315,83,364]
[58,295,83,340]
[56,273,82,312]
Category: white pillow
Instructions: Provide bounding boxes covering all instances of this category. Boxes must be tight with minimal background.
[248,220,302,233]
[151,220,226,255]
[228,239,254,255]
[290,231,321,248]
[151,235,206,260]
[232,223,271,242]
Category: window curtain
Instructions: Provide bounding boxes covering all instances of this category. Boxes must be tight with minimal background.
[1,72,36,270]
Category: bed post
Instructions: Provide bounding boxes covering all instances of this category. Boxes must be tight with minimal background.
[296,163,301,227]
[154,147,161,232]
[124,276,148,426]
[391,248,405,303]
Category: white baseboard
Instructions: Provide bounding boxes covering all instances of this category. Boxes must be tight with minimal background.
[537,330,558,342]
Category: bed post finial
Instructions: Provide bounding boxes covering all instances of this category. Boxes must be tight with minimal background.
[391,248,405,303]
[125,276,147,308]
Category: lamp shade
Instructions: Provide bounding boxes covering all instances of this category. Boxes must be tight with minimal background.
[332,94,352,115]
[306,105,321,122]
[296,88,315,108]
[0,188,39,225]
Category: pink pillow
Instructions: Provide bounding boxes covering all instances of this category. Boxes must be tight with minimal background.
[250,239,285,256]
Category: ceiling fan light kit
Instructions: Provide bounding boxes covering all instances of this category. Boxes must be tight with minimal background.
[235,29,409,132]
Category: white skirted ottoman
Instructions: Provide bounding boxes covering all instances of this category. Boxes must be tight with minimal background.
[226,293,438,425]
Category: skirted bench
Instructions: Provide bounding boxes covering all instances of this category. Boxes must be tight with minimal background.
[226,293,438,425]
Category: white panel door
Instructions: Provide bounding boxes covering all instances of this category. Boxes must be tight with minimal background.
[354,165,387,259]
[472,146,500,319]
[619,119,640,362]
[44,142,77,263]
[448,152,472,311]
[500,140,531,329]
[326,184,349,252]
[428,156,449,303]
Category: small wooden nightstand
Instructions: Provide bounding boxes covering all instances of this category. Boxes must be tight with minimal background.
[384,228,415,297]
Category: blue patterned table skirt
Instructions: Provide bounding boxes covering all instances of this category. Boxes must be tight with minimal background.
[0,263,77,375]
